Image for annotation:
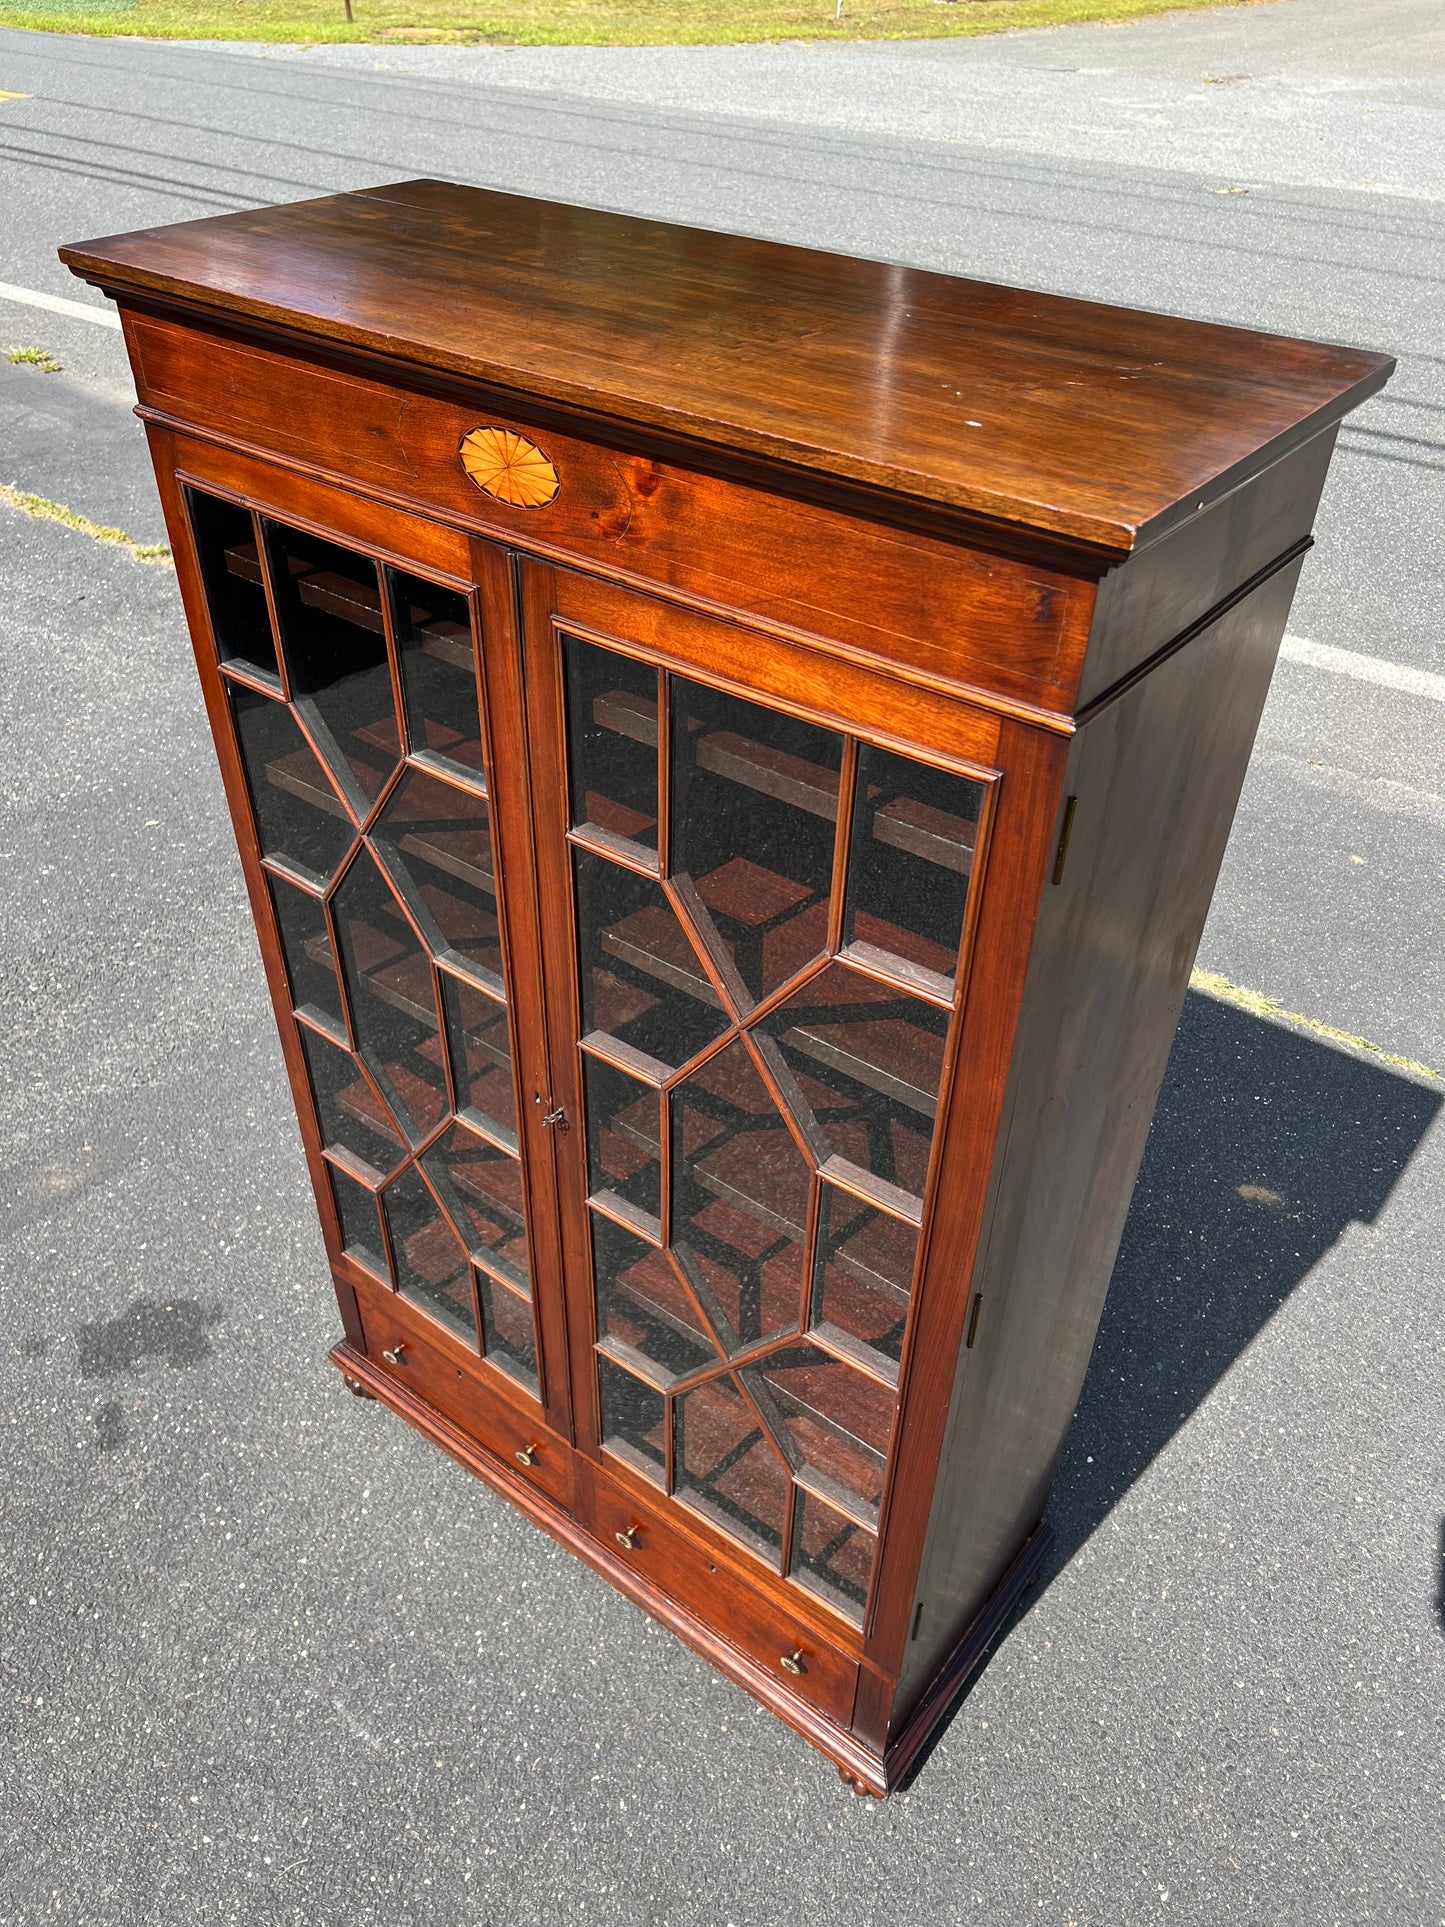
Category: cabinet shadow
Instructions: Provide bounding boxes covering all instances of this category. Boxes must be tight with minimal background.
[1045,988,1439,1572]
[901,990,1439,1787]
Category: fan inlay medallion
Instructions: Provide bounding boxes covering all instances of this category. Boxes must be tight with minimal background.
[460,427,560,508]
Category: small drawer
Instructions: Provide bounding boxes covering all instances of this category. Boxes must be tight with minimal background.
[587,1469,859,1728]
[354,1277,574,1513]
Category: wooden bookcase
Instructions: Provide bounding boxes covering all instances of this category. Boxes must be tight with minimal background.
[62,182,1389,1795]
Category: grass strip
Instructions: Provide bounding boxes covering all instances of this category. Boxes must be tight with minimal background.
[1191,968,1441,1084]
[0,481,172,563]
[0,0,1257,49]
[7,344,63,372]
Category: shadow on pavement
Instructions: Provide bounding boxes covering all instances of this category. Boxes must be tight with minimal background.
[1047,989,1440,1571]
[902,990,1440,1787]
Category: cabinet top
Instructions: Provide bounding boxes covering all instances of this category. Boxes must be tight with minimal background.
[62,177,1390,559]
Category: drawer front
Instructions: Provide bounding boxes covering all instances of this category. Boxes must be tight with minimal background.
[584,1466,860,1729]
[354,1276,575,1514]
[124,308,1092,714]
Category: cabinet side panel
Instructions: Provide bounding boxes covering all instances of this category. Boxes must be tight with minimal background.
[896,555,1305,1720]
[1077,431,1334,709]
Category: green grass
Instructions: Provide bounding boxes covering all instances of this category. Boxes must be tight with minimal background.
[0,0,1256,48]
[0,481,172,563]
[1191,969,1441,1084]
[7,344,63,371]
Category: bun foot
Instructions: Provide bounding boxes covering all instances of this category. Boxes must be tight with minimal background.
[343,1374,375,1399]
[838,1765,880,1798]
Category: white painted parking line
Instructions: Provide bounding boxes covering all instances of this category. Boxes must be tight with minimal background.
[1280,633,1445,706]
[0,281,122,330]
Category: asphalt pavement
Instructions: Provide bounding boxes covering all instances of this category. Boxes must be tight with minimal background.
[1,3,1442,1921]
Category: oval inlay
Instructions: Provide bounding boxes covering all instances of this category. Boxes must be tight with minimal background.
[459,427,560,508]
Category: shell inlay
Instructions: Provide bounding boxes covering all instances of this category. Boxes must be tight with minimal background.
[459,427,560,508]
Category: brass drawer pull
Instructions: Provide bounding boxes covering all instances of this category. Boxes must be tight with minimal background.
[381,1344,406,1366]
[779,1649,805,1677]
[615,1524,639,1551]
[515,1443,539,1466]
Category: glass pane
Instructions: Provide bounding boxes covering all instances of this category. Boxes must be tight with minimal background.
[381,1166,477,1343]
[298,1023,405,1176]
[439,974,517,1146]
[421,1121,529,1292]
[584,1056,662,1231]
[187,489,277,681]
[675,1375,787,1566]
[373,767,502,989]
[597,1353,666,1486]
[230,685,355,886]
[791,1488,877,1623]
[268,873,344,1033]
[326,1160,388,1280]
[845,744,983,992]
[593,1212,716,1384]
[575,850,729,1072]
[754,1344,893,1517]
[811,1186,917,1379]
[479,1271,538,1392]
[331,847,447,1143]
[757,959,947,1208]
[264,520,398,810]
[389,569,486,785]
[672,1038,811,1353]
[670,677,841,1006]
[564,634,658,854]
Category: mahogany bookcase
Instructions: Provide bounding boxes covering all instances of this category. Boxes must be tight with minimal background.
[62,182,1389,1796]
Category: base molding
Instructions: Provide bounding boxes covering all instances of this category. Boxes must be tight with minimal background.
[882,1519,1053,1790]
[330,1340,1048,1796]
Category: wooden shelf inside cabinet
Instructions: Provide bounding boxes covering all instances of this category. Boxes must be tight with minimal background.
[266,749,352,821]
[593,691,976,879]
[602,907,723,1008]
[69,175,1388,1797]
[872,795,976,876]
[694,732,839,822]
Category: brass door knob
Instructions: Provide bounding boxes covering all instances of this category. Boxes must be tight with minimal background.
[381,1345,406,1366]
[515,1443,539,1466]
[779,1649,805,1677]
[615,1525,639,1551]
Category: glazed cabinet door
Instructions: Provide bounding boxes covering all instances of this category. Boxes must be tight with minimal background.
[155,439,571,1442]
[520,561,1004,1636]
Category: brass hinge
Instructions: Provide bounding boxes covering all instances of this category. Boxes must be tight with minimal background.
[1051,795,1078,886]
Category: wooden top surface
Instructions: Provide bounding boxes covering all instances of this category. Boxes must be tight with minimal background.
[61,178,1391,557]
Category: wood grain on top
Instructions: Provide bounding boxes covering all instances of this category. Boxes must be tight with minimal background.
[61,178,1392,555]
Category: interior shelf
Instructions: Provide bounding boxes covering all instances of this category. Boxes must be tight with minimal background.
[398,828,495,894]
[602,906,722,1008]
[872,793,976,875]
[225,542,473,666]
[695,730,839,822]
[780,1014,943,1118]
[266,748,353,821]
[593,688,657,747]
[590,690,977,876]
